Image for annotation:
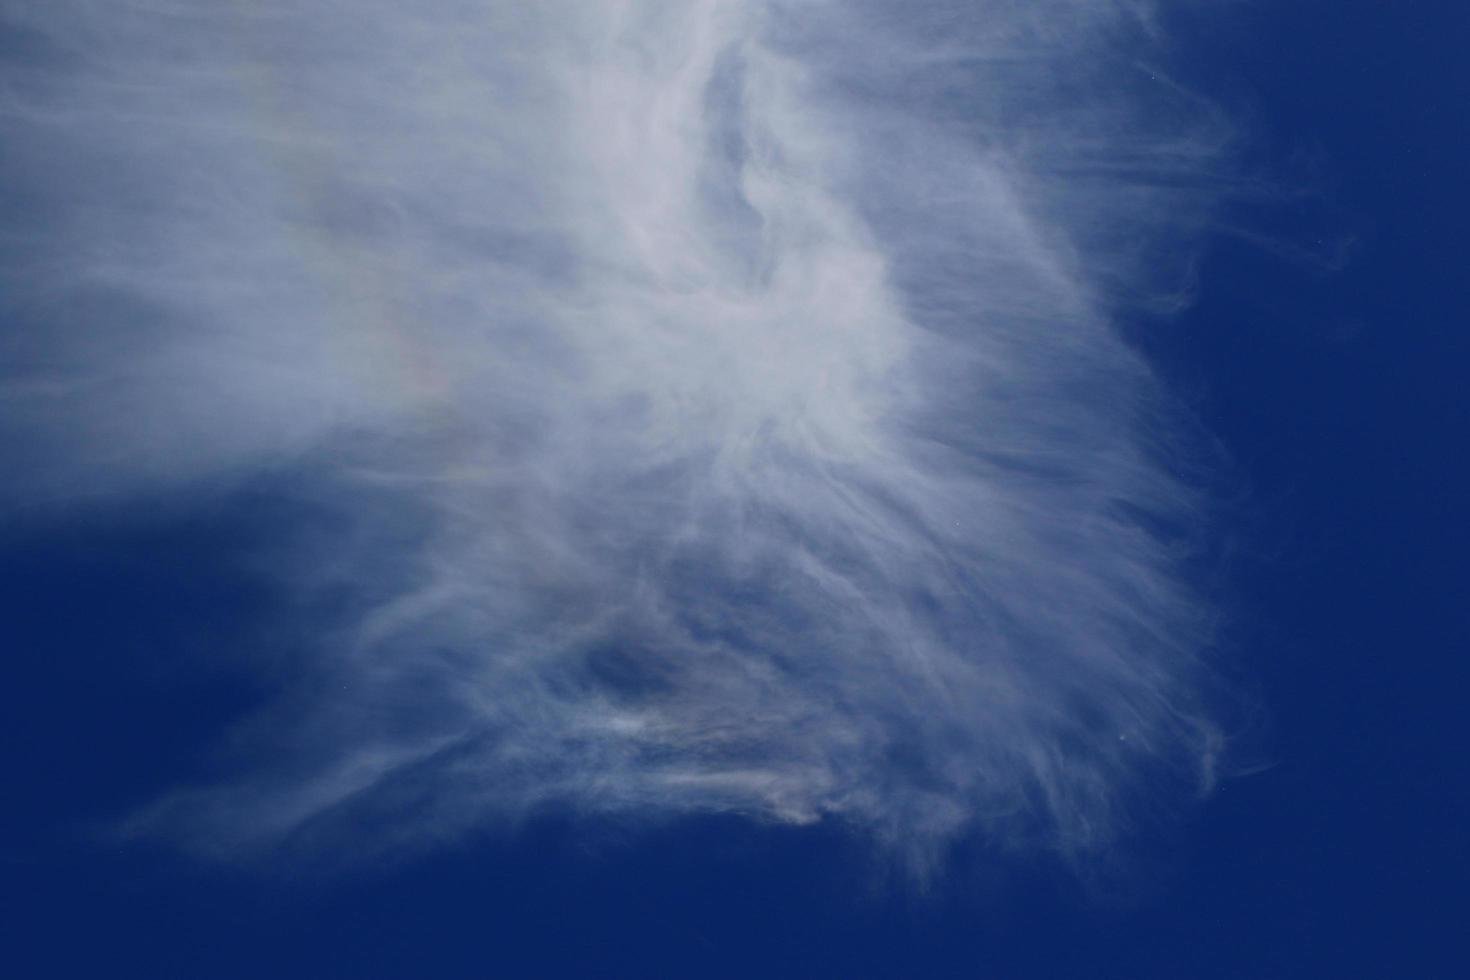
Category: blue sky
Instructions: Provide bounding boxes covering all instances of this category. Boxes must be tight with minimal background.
[2,1,1467,976]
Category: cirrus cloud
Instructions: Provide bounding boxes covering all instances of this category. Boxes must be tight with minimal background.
[1,0,1235,870]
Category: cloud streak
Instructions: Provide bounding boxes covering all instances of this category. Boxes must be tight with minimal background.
[2,0,1232,868]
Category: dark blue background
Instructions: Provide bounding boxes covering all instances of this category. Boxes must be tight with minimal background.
[3,2,1466,976]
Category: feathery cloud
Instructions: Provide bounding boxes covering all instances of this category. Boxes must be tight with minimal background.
[1,0,1232,869]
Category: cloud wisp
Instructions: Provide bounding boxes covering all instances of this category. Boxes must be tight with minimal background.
[2,0,1232,869]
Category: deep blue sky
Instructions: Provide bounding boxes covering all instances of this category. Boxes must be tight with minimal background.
[3,1,1468,976]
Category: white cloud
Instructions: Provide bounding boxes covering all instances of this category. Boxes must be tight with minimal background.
[1,0,1232,870]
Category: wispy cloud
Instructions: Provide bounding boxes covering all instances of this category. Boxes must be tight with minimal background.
[2,0,1232,869]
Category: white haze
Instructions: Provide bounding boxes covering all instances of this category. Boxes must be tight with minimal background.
[0,0,1232,869]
